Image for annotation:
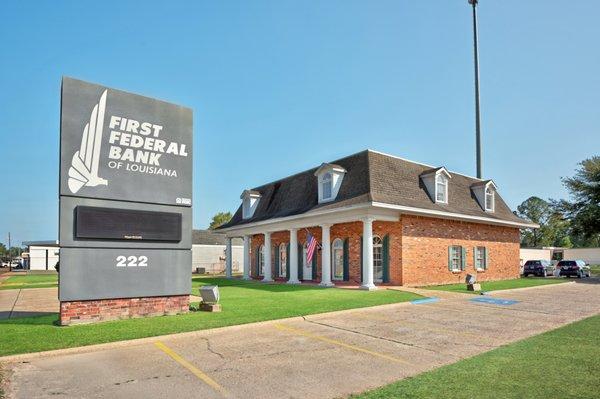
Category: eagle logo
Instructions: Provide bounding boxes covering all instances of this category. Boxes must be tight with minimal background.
[67,90,109,194]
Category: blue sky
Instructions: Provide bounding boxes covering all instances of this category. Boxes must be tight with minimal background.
[1,1,599,247]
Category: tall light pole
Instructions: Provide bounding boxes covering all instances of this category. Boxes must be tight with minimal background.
[469,0,482,179]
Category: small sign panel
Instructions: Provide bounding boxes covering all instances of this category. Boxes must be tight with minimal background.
[60,77,192,207]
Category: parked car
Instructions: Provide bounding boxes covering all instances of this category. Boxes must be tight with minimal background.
[523,260,554,277]
[558,260,591,278]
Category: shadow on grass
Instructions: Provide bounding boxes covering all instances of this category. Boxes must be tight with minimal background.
[0,313,58,326]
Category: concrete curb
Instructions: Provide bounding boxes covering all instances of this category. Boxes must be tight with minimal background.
[0,296,422,363]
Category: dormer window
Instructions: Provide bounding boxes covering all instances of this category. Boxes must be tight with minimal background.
[471,180,497,213]
[420,167,452,205]
[322,172,333,200]
[314,163,346,203]
[485,186,495,212]
[435,174,448,203]
[240,190,261,219]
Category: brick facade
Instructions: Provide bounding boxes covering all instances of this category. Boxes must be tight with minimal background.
[250,215,520,287]
[59,295,189,326]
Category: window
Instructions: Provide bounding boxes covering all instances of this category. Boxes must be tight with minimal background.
[243,198,250,218]
[332,239,344,280]
[485,187,494,211]
[373,235,383,282]
[302,242,312,280]
[258,245,265,276]
[322,172,332,200]
[436,174,448,203]
[449,245,463,271]
[279,243,287,277]
[474,246,487,270]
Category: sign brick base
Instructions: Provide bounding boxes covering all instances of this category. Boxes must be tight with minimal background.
[59,295,189,326]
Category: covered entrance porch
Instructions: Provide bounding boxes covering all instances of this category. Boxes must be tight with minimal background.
[220,205,400,289]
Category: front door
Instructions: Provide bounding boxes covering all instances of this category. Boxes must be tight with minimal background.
[302,244,312,280]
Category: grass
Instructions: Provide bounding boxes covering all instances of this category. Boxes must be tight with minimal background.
[0,274,58,290]
[354,314,600,399]
[0,277,421,357]
[424,277,569,294]
[589,264,600,277]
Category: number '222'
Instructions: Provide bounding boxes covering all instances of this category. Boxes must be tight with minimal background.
[116,255,148,267]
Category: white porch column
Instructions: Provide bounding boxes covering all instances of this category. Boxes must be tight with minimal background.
[262,232,273,282]
[288,228,300,284]
[225,237,233,278]
[361,217,377,290]
[319,224,334,287]
[242,235,251,280]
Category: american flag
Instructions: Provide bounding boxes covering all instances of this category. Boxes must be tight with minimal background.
[306,232,319,264]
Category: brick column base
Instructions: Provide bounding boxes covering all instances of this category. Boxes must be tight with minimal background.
[59,295,189,326]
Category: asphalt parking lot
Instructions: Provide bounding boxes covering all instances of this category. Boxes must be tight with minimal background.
[4,280,600,399]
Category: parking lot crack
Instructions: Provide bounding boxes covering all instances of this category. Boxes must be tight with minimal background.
[199,337,225,360]
[301,316,456,358]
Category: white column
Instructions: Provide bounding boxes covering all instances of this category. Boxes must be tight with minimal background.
[288,228,300,284]
[262,232,273,282]
[361,217,377,290]
[225,237,233,278]
[319,224,334,287]
[242,235,251,280]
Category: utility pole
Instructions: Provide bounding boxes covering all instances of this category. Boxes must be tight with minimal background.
[469,0,483,179]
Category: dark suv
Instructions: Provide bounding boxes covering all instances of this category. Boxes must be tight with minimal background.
[523,260,554,277]
[558,260,591,278]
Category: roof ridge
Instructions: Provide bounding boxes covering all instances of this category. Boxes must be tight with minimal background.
[366,149,485,182]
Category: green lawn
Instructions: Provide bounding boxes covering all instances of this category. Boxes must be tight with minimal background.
[589,264,600,277]
[0,277,421,357]
[424,277,569,294]
[354,314,600,399]
[0,274,58,290]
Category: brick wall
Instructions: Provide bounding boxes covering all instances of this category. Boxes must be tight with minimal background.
[248,215,520,287]
[401,215,521,286]
[59,295,189,326]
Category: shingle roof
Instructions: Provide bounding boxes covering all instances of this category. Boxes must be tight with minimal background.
[219,150,530,229]
[193,230,243,245]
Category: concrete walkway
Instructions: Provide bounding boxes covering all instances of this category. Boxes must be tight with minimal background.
[3,280,599,399]
[0,288,59,319]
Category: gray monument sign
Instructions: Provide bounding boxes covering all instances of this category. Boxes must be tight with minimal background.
[59,77,192,302]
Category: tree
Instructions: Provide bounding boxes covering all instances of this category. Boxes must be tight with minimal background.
[514,196,569,247]
[8,247,23,257]
[553,156,600,246]
[0,243,6,256]
[208,212,233,230]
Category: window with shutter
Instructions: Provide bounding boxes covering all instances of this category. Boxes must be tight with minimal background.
[474,246,488,270]
[448,245,463,272]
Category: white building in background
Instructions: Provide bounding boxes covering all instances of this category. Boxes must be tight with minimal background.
[23,240,60,271]
[520,246,600,265]
[192,230,243,274]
